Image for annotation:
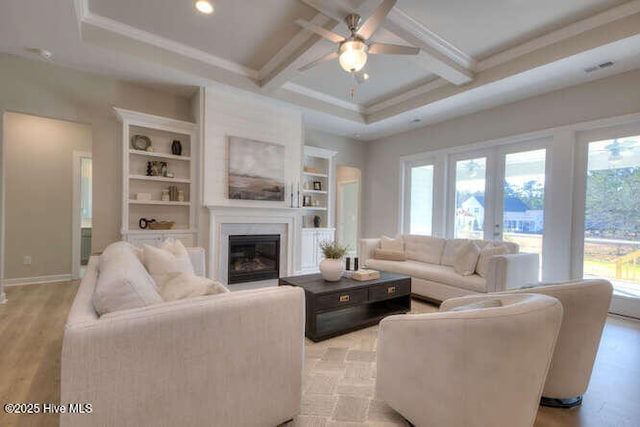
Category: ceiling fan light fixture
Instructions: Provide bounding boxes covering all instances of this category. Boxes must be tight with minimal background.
[195,0,214,15]
[339,40,367,73]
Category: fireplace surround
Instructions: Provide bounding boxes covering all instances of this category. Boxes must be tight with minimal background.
[207,206,300,284]
[228,234,280,284]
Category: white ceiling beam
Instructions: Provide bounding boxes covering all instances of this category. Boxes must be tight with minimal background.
[383,8,474,85]
[259,13,339,90]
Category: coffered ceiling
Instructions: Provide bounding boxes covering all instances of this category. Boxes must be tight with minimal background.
[2,0,640,139]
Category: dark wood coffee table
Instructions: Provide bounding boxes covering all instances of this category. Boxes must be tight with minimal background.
[279,271,411,342]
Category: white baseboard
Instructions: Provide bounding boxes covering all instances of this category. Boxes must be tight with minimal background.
[4,274,73,287]
[610,295,640,320]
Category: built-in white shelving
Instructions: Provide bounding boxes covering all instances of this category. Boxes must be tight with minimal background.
[129,149,191,161]
[115,107,198,247]
[300,145,338,273]
[128,200,191,206]
[129,174,191,183]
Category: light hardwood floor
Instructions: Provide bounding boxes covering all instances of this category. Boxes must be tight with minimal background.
[1,281,639,427]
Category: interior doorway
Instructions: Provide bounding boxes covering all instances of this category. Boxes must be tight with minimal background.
[73,152,92,279]
[336,166,361,258]
[2,112,92,286]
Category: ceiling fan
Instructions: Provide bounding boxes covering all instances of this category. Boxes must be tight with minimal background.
[295,0,420,79]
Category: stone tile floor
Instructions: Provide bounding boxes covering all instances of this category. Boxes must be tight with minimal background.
[285,299,438,426]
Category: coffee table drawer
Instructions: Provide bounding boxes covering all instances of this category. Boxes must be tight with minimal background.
[369,280,410,301]
[316,288,368,310]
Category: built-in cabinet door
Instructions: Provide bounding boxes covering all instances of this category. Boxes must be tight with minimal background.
[301,230,318,271]
[301,228,335,272]
[315,229,335,265]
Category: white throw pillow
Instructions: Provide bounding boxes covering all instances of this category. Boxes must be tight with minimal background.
[374,248,407,261]
[441,239,471,266]
[404,235,446,264]
[380,235,404,252]
[93,241,163,316]
[159,273,229,301]
[143,239,195,287]
[453,241,481,276]
[476,244,509,278]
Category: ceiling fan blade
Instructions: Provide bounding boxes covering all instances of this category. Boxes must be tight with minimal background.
[368,42,419,55]
[300,0,351,23]
[298,51,339,72]
[356,0,397,40]
[295,19,345,44]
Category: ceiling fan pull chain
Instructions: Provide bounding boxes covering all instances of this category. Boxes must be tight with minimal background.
[350,73,356,99]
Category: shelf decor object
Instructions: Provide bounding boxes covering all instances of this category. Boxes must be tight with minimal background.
[227,136,285,201]
[171,140,182,155]
[115,107,198,248]
[131,134,151,151]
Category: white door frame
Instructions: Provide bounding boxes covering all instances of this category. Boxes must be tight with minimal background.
[0,112,6,303]
[72,151,92,280]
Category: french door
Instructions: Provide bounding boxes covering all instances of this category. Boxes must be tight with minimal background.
[448,142,548,277]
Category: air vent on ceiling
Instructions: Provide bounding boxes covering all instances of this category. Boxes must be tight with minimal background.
[584,61,614,73]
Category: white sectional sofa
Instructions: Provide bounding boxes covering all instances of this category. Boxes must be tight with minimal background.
[61,245,305,427]
[360,235,539,302]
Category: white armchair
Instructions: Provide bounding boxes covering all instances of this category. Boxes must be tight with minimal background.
[500,279,613,407]
[376,293,563,427]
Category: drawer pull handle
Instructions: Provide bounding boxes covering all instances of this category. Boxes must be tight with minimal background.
[339,295,350,302]
[387,286,396,294]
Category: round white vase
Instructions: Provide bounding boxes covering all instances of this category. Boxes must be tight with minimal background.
[319,258,343,281]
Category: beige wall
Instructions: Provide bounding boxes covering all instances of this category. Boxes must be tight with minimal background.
[0,54,193,255]
[305,129,365,170]
[363,68,640,238]
[5,113,91,279]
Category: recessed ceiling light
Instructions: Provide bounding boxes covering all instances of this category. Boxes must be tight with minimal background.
[195,0,214,15]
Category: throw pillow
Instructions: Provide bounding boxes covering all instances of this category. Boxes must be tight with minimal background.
[404,235,446,264]
[380,235,404,252]
[93,241,163,316]
[453,241,481,276]
[159,273,229,301]
[143,239,195,287]
[444,299,504,312]
[374,248,407,261]
[475,244,509,278]
[441,239,470,266]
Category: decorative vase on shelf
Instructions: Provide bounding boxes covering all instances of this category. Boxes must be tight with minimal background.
[318,240,349,282]
[319,259,343,282]
[171,140,182,155]
[313,215,321,228]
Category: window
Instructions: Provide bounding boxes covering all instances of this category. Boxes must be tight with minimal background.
[408,164,434,235]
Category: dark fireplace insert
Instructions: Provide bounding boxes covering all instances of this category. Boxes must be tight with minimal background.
[228,234,280,284]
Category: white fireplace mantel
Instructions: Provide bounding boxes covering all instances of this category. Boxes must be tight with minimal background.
[207,205,301,283]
